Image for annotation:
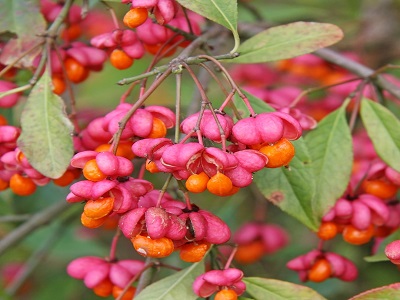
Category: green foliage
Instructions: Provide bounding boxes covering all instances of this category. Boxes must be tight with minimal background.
[233,22,343,63]
[364,230,400,263]
[176,0,240,52]
[254,138,317,230]
[0,0,45,67]
[349,283,400,300]
[305,100,353,221]
[360,99,400,172]
[135,261,204,300]
[243,277,327,300]
[18,69,74,179]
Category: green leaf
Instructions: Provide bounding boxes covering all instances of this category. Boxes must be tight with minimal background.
[360,99,400,172]
[135,261,204,300]
[17,70,74,179]
[176,0,240,53]
[233,22,343,63]
[243,277,327,300]
[0,0,45,68]
[349,283,400,300]
[364,229,400,263]
[305,100,353,221]
[254,138,317,230]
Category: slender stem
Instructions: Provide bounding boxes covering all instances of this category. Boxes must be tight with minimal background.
[112,68,173,151]
[47,0,74,34]
[199,62,230,96]
[138,162,146,180]
[118,53,238,85]
[315,48,400,100]
[238,23,400,100]
[186,65,211,116]
[155,174,174,208]
[109,228,121,261]
[0,200,70,256]
[175,73,182,143]
[348,81,366,132]
[317,240,324,251]
[0,85,31,99]
[134,258,157,296]
[5,217,72,296]
[163,24,196,42]
[183,191,192,210]
[289,77,362,108]
[118,261,181,300]
[118,261,155,300]
[181,63,210,105]
[182,7,194,35]
[0,42,44,79]
[120,81,140,103]
[0,214,31,222]
[224,246,238,269]
[198,55,255,116]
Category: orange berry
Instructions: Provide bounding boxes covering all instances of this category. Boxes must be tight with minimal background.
[144,43,176,57]
[225,185,240,196]
[101,214,120,230]
[0,114,8,125]
[276,59,292,71]
[53,169,76,187]
[95,143,135,160]
[361,179,398,199]
[64,57,89,83]
[317,222,338,240]
[234,240,265,264]
[131,235,174,258]
[374,226,394,238]
[51,74,66,95]
[61,23,82,41]
[215,289,238,300]
[342,224,374,245]
[112,285,136,300]
[309,65,330,80]
[16,152,25,163]
[207,172,233,196]
[9,174,37,196]
[147,117,167,138]
[186,172,209,193]
[80,212,107,229]
[259,138,295,168]
[83,159,107,182]
[308,258,332,282]
[179,242,210,263]
[0,178,9,191]
[123,7,148,29]
[110,49,134,70]
[83,197,115,219]
[94,144,111,153]
[145,159,159,173]
[93,278,113,297]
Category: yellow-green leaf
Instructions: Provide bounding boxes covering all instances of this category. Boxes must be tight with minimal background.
[360,99,400,172]
[234,22,343,63]
[17,70,74,179]
[176,0,240,53]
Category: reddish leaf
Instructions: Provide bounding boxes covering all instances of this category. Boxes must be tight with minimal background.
[0,0,46,68]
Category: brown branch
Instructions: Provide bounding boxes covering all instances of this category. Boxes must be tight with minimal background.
[315,48,400,99]
[238,23,400,100]
[0,200,70,256]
